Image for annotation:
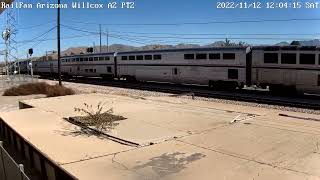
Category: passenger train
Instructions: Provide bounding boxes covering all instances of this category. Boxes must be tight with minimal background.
[18,46,320,95]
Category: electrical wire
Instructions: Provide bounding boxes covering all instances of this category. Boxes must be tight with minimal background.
[109,30,320,36]
[64,18,320,26]
[18,20,56,30]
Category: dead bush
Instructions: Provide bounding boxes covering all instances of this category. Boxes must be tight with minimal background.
[3,82,75,97]
[46,84,75,97]
[72,102,126,131]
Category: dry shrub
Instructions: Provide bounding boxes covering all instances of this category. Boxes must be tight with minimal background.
[46,84,75,97]
[73,102,126,131]
[3,82,47,96]
[3,82,75,97]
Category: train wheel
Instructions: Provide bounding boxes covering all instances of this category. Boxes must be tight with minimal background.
[126,76,136,82]
[269,85,296,96]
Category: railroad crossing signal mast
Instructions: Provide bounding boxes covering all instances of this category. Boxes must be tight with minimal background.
[28,48,33,79]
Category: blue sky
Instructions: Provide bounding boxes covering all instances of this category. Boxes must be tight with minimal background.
[0,0,320,57]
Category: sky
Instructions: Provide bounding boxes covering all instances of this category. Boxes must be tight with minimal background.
[0,0,319,58]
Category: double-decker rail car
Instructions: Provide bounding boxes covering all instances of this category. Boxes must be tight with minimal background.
[22,45,320,95]
[33,59,58,76]
[117,47,250,88]
[251,46,320,94]
[61,53,114,78]
[17,60,29,74]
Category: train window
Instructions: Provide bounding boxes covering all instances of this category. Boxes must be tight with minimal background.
[228,69,238,79]
[70,68,72,73]
[184,54,194,60]
[105,57,110,60]
[93,69,96,73]
[85,69,88,72]
[80,58,84,62]
[84,58,88,61]
[89,69,93,73]
[300,54,315,65]
[223,53,235,60]
[129,56,136,60]
[281,53,296,64]
[173,68,178,75]
[89,57,93,61]
[145,55,152,60]
[264,53,278,64]
[76,58,80,62]
[99,57,104,61]
[196,53,207,60]
[318,75,320,86]
[107,66,112,73]
[94,57,99,61]
[72,58,75,62]
[136,55,144,60]
[209,53,220,60]
[154,54,162,60]
[121,56,128,60]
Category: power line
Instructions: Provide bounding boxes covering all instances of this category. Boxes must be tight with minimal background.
[18,26,57,48]
[62,24,318,41]
[0,32,96,47]
[64,18,320,26]
[61,24,98,35]
[109,30,320,36]
[109,34,204,44]
[110,33,318,41]
[18,21,56,30]
[109,35,149,45]
[30,27,58,49]
[60,24,319,47]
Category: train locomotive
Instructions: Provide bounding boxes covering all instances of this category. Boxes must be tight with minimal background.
[18,45,320,95]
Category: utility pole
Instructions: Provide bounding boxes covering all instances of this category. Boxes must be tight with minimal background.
[107,29,109,52]
[99,24,102,53]
[57,0,62,86]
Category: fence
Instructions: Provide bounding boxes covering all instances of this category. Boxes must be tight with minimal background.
[0,141,30,180]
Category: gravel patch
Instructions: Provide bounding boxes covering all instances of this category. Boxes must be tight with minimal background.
[38,79,320,115]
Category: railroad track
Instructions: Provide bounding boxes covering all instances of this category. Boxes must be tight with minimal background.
[46,77,320,110]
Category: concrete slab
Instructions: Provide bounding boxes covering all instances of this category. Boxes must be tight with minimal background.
[0,108,135,165]
[20,94,252,145]
[0,95,44,112]
[2,93,320,180]
[180,122,320,177]
[62,140,317,180]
